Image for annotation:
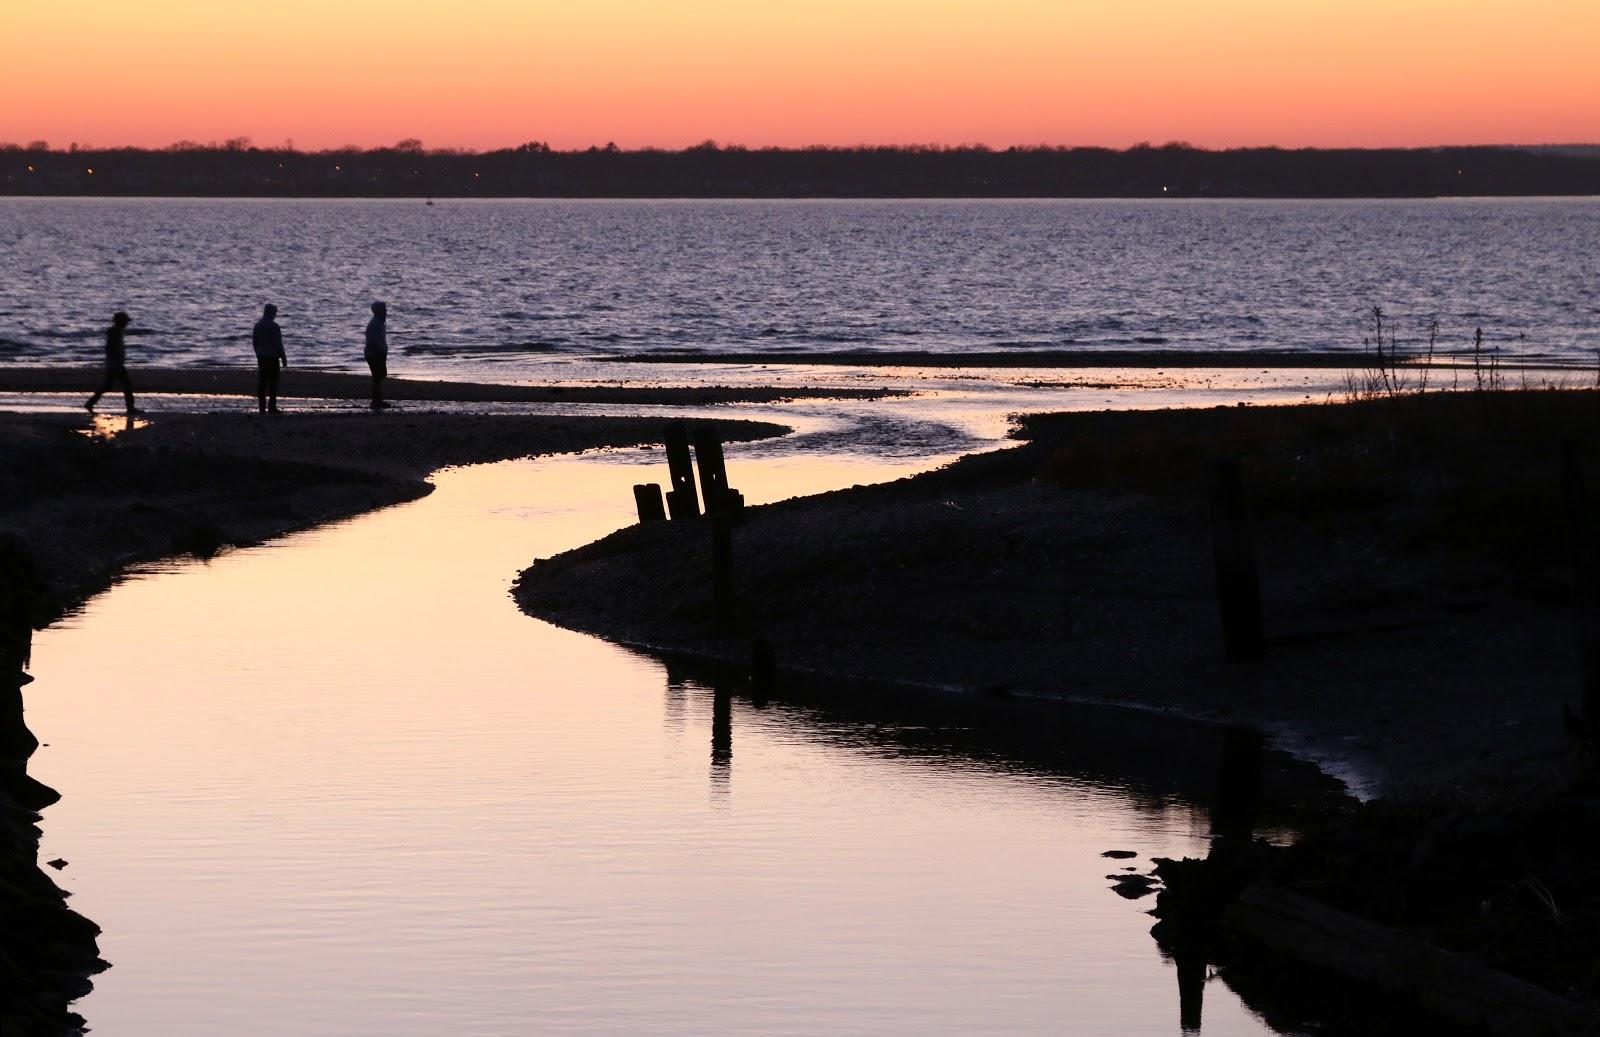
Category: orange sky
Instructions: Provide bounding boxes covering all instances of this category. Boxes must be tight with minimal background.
[4,0,1597,150]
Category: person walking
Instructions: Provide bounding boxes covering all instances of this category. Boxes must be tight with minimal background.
[252,303,288,414]
[85,311,140,414]
[364,301,390,409]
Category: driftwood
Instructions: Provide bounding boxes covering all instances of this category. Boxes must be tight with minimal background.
[1224,884,1591,1037]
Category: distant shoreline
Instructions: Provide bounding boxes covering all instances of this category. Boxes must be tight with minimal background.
[5,143,1598,199]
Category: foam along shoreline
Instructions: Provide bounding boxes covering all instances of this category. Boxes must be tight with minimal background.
[0,366,902,405]
[598,348,1595,370]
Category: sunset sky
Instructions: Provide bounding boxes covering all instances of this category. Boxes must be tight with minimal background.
[4,0,1597,151]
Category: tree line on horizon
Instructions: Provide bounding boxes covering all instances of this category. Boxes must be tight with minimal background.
[3,140,1598,198]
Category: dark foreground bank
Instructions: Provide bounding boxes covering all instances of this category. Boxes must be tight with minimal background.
[515,389,1600,1025]
[518,391,1600,791]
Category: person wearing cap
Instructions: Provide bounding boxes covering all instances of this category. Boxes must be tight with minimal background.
[85,310,140,414]
[252,303,288,414]
[364,301,390,409]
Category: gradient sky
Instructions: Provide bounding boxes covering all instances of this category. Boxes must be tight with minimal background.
[4,0,1597,150]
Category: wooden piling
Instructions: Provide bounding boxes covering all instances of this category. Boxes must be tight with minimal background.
[712,516,734,629]
[693,426,730,515]
[1208,458,1263,663]
[663,423,700,520]
[632,483,666,524]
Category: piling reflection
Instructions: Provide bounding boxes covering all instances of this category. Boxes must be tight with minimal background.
[1176,947,1206,1034]
[710,681,732,801]
[0,540,108,1033]
[653,652,1354,1036]
[663,662,689,732]
[652,649,1338,817]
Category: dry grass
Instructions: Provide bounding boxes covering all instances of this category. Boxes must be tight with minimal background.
[1029,389,1600,569]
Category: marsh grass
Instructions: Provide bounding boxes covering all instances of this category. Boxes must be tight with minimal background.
[1031,390,1600,569]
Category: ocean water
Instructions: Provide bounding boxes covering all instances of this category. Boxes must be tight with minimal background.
[0,197,1596,376]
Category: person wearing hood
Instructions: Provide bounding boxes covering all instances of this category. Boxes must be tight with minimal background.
[252,303,288,414]
[364,301,390,410]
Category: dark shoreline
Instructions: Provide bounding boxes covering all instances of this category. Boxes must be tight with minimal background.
[6,142,1599,198]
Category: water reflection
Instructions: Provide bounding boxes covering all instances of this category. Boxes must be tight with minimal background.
[656,657,1348,1037]
[1176,949,1207,1035]
[710,681,732,802]
[654,651,1335,823]
[27,452,1311,1036]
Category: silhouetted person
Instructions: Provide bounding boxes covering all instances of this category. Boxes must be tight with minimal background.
[252,303,288,414]
[364,301,390,409]
[85,311,140,414]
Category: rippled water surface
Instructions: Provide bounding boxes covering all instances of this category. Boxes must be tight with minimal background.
[27,443,1290,1035]
[2,197,1596,372]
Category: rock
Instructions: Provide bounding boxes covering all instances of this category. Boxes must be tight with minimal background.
[1102,849,1138,859]
[1110,873,1161,899]
[46,858,66,870]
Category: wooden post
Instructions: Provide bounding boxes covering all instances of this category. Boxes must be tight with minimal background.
[693,426,730,515]
[632,483,666,524]
[663,423,700,521]
[1211,726,1263,846]
[1208,458,1263,663]
[1562,441,1599,745]
[712,516,734,629]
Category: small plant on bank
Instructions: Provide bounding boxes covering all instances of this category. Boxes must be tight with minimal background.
[1345,306,1438,400]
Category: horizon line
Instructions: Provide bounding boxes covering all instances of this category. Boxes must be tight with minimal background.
[7,139,1600,156]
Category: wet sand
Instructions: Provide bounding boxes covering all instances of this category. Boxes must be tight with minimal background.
[0,366,900,405]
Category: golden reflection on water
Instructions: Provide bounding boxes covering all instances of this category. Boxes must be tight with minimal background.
[26,446,1280,1036]
[76,412,151,440]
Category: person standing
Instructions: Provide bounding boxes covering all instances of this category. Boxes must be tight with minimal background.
[85,311,140,414]
[252,303,288,414]
[364,301,390,409]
